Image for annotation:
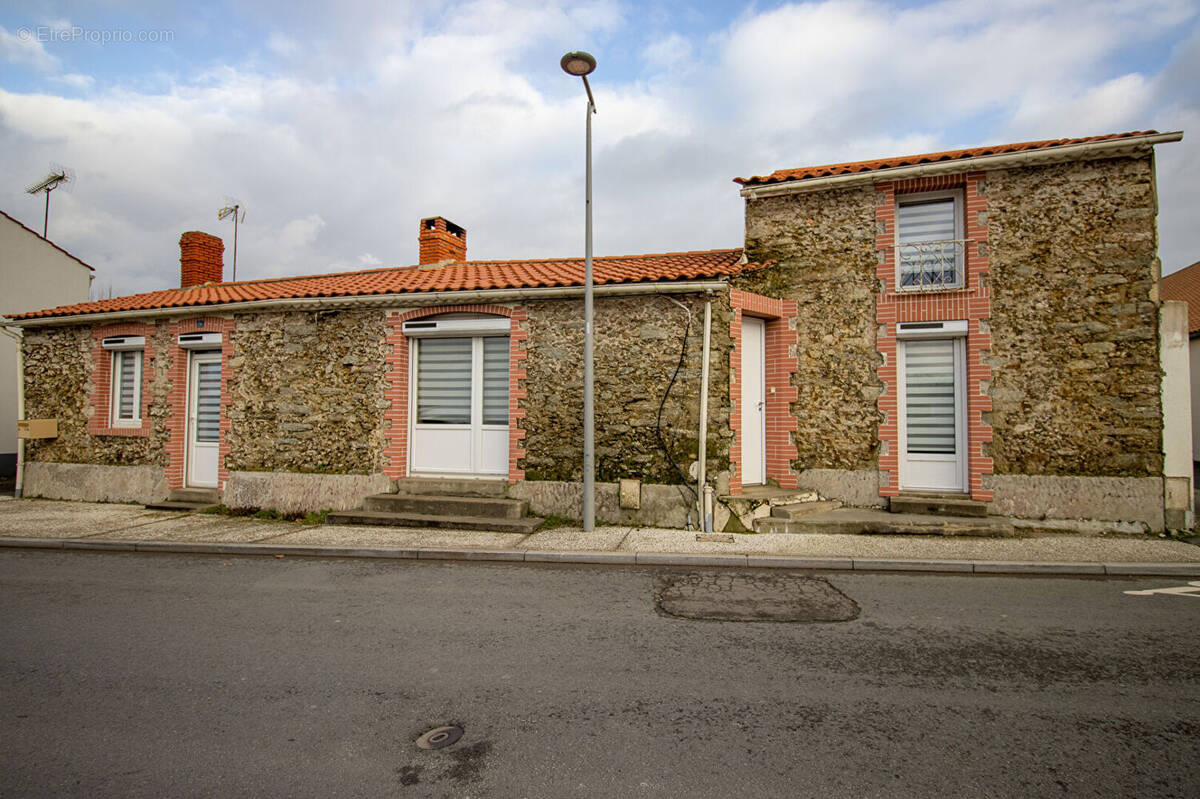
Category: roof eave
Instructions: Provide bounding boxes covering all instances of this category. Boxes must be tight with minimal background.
[738,131,1185,199]
[4,279,735,328]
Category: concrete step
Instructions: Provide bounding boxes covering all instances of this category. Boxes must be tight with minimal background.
[770,500,842,520]
[363,493,528,520]
[889,493,988,518]
[325,509,542,534]
[755,507,1015,537]
[168,488,220,504]
[145,500,220,512]
[393,477,508,498]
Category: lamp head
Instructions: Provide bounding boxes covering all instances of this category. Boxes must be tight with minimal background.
[560,51,596,77]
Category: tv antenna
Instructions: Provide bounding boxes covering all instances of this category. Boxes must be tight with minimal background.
[25,163,74,238]
[217,197,246,281]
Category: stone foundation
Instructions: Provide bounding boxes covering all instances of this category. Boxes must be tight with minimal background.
[793,468,886,508]
[22,462,167,504]
[222,471,392,514]
[982,474,1164,531]
[509,479,697,529]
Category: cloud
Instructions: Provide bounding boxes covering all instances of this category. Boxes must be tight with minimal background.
[643,33,691,70]
[0,25,60,72]
[49,72,95,90]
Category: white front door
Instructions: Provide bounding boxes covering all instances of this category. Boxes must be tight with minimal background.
[898,338,966,492]
[740,317,766,486]
[186,351,222,488]
[411,336,509,476]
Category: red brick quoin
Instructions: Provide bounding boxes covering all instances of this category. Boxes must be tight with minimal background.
[88,323,157,437]
[163,317,234,491]
[729,289,799,494]
[874,172,993,502]
[383,305,527,483]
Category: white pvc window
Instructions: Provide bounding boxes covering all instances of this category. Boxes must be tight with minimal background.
[416,336,508,426]
[193,360,222,443]
[417,337,473,424]
[902,339,957,454]
[482,337,509,426]
[110,350,143,426]
[897,190,964,290]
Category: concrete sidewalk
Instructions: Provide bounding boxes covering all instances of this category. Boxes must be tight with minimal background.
[1,498,1199,576]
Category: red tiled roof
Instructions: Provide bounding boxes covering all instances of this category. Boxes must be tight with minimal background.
[734,131,1162,187]
[1,209,96,271]
[1162,261,1200,335]
[9,248,749,321]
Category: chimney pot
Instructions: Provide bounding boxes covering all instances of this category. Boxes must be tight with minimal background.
[418,217,466,265]
[180,231,224,288]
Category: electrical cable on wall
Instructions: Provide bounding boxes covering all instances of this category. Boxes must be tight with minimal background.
[656,296,698,519]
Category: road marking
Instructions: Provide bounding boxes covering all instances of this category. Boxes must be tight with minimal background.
[1124,581,1200,598]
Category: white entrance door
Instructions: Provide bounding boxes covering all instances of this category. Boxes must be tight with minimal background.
[411,336,509,476]
[898,338,966,492]
[740,317,766,486]
[186,351,222,488]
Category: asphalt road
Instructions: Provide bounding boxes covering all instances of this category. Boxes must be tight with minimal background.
[1,550,1198,798]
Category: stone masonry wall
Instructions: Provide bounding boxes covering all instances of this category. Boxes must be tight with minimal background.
[224,309,390,475]
[23,322,173,465]
[519,293,733,484]
[987,155,1162,476]
[736,185,882,472]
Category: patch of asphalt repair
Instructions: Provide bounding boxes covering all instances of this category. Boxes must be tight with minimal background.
[655,571,860,622]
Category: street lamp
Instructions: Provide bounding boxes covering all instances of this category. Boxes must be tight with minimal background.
[561,50,597,532]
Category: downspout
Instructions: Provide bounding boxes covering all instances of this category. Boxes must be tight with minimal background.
[697,294,713,532]
[1,325,24,498]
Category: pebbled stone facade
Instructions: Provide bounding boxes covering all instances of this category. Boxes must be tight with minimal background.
[23,322,174,466]
[986,155,1162,477]
[736,185,883,472]
[519,293,733,484]
[224,309,391,475]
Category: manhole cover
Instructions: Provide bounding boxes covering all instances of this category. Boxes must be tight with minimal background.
[416,725,464,750]
[656,572,859,622]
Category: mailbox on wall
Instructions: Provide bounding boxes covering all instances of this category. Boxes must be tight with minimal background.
[17,419,58,439]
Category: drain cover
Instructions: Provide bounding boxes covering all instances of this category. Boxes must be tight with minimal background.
[416,725,464,750]
[656,572,859,622]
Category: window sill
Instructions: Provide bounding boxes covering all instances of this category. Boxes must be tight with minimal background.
[91,423,152,437]
[893,284,968,295]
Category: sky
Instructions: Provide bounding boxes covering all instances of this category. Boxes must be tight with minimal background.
[1,0,1197,301]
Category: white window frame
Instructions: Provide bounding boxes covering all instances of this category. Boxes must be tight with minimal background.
[895,188,965,292]
[110,350,144,427]
[408,334,510,476]
[895,327,969,493]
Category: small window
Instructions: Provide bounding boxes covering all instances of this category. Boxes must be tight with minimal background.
[110,350,143,426]
[896,190,964,290]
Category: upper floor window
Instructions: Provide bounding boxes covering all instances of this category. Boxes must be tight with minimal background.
[896,190,964,290]
[110,350,143,426]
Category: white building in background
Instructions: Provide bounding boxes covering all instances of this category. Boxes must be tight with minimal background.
[1,210,94,479]
[1162,261,1200,463]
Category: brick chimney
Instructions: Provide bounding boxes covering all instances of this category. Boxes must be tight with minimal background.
[418,217,466,265]
[180,231,224,287]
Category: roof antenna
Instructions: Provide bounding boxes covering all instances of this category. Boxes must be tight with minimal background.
[25,163,75,238]
[217,197,246,281]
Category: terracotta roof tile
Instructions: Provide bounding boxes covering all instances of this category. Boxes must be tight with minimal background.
[1162,261,1200,335]
[9,248,750,321]
[734,131,1162,187]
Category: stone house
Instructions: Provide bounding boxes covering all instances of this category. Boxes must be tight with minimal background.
[5,129,1190,531]
[733,129,1189,530]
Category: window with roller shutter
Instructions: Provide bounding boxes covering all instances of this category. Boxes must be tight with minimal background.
[110,350,143,426]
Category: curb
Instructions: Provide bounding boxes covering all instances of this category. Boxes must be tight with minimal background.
[2,536,1200,577]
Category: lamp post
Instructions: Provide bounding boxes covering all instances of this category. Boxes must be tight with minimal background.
[561,50,597,532]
